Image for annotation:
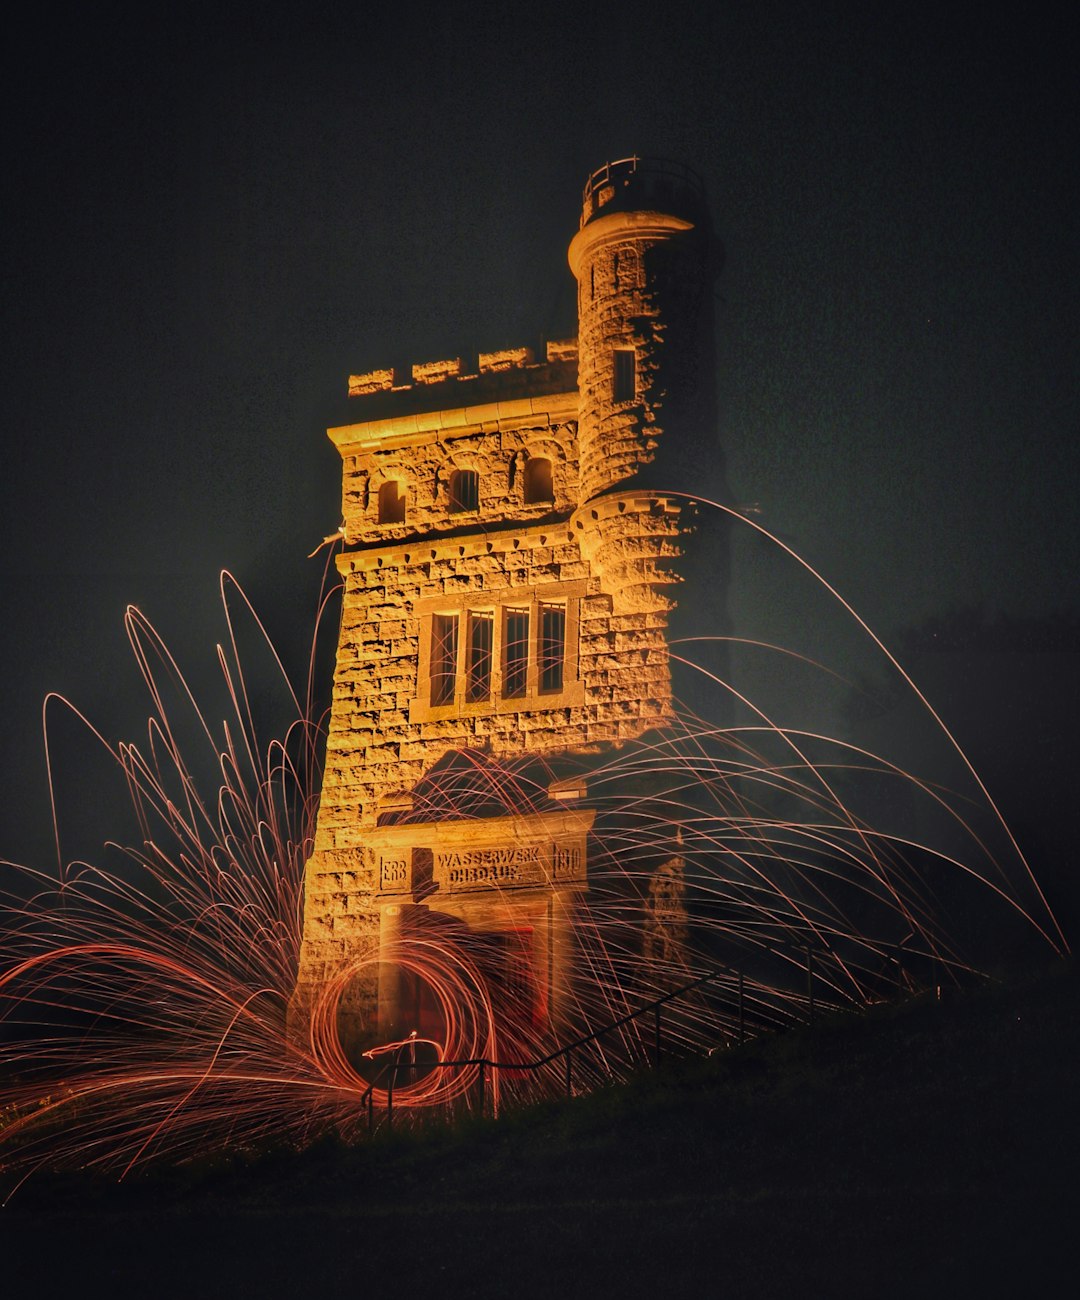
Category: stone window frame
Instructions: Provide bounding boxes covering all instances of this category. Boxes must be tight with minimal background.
[411,579,586,723]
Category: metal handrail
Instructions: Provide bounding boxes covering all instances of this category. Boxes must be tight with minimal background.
[580,156,705,226]
[352,939,943,1133]
[371,964,736,1129]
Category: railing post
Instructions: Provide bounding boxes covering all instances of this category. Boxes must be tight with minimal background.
[565,1048,572,1099]
[477,1059,486,1118]
[738,969,745,1043]
[386,1059,395,1131]
[653,1003,662,1067]
[806,944,815,1027]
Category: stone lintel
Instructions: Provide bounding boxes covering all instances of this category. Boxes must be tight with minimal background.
[371,808,595,900]
[333,489,682,576]
[335,517,583,574]
[329,390,578,458]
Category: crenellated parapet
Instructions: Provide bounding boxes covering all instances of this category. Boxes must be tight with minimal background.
[347,340,578,402]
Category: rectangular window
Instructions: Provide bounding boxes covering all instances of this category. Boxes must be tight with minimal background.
[413,583,584,723]
[466,611,493,703]
[613,348,636,402]
[430,613,458,706]
[538,603,566,693]
[503,608,530,699]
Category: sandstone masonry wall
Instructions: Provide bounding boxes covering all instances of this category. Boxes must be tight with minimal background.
[291,161,713,1038]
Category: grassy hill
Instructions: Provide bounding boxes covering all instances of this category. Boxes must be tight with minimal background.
[3,959,1076,1299]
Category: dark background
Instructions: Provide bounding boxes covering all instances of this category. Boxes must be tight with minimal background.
[2,2,1077,930]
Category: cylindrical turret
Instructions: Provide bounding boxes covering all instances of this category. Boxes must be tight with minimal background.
[568,157,719,503]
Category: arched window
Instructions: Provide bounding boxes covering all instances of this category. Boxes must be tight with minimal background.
[613,348,636,402]
[448,469,479,513]
[378,479,406,524]
[523,457,554,504]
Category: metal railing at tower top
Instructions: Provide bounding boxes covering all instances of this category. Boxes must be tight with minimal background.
[580,156,706,227]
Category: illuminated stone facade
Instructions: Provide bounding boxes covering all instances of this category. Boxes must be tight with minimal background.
[290,159,717,1052]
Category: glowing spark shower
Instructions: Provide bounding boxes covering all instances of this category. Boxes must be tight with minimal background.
[0,510,1068,1197]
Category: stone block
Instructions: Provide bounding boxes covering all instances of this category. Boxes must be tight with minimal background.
[479,346,535,372]
[348,368,395,395]
[413,357,464,384]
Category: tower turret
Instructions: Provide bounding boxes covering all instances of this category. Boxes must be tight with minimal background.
[568,157,719,503]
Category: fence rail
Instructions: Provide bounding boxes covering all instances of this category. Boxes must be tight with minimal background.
[353,940,946,1134]
[356,944,818,1133]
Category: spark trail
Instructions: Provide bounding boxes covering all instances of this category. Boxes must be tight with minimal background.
[0,511,1067,1195]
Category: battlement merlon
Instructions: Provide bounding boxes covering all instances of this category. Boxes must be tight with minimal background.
[342,341,578,422]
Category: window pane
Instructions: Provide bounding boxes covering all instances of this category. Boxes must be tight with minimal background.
[503,608,529,699]
[449,469,479,513]
[431,614,458,705]
[539,603,566,693]
[466,611,493,702]
[613,349,636,402]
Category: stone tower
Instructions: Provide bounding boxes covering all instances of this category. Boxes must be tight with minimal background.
[290,159,718,1063]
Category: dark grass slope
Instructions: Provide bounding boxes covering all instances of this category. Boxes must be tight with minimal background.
[3,961,1077,1299]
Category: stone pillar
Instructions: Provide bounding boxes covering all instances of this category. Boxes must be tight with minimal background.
[548,887,588,1033]
[378,901,404,1037]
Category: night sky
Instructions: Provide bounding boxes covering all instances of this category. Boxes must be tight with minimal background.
[2,3,1077,909]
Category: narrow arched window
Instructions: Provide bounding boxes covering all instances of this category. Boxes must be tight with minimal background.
[448,469,479,513]
[378,479,406,524]
[523,457,554,504]
[613,348,636,402]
